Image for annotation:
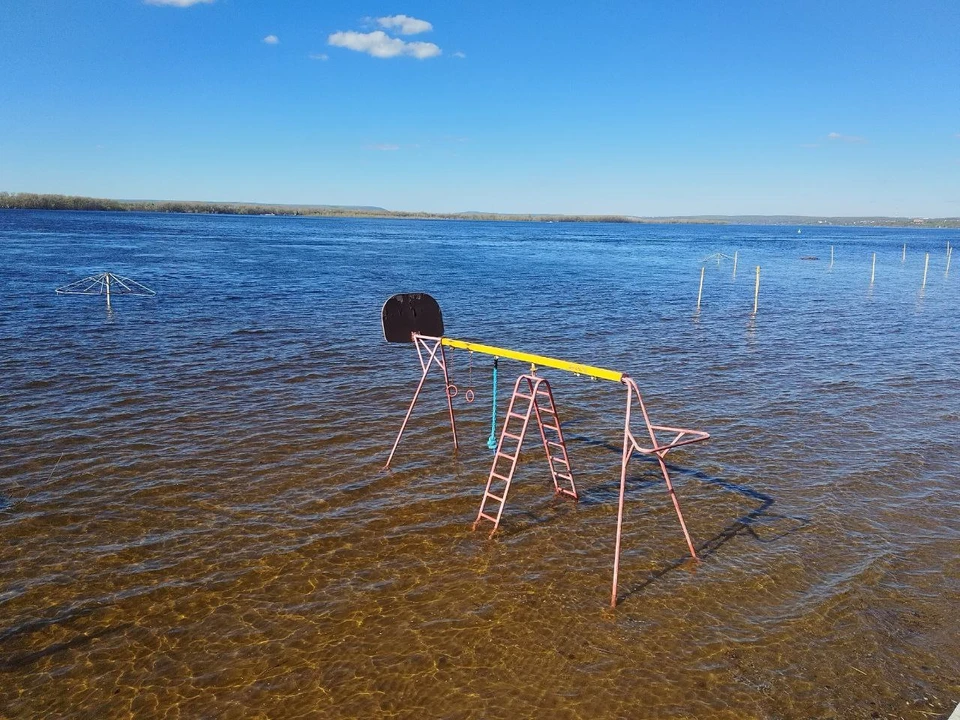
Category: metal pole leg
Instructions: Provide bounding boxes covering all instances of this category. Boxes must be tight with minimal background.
[384,339,443,469]
[611,384,634,608]
[439,344,459,452]
[657,455,698,561]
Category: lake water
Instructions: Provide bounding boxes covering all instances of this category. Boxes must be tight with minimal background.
[0,211,957,718]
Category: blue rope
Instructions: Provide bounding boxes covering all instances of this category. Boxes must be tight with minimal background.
[487,358,499,450]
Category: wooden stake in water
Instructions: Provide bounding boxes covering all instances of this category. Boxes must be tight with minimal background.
[922,253,929,289]
[697,266,705,309]
[732,251,738,279]
[946,247,952,276]
[753,266,760,314]
[830,245,834,268]
[902,243,906,262]
[870,253,876,284]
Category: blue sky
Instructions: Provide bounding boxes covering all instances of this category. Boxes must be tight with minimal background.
[1,0,958,216]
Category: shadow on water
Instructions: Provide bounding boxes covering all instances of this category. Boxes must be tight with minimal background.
[0,624,131,672]
[568,429,810,602]
[475,426,810,601]
[0,605,101,646]
[0,604,132,672]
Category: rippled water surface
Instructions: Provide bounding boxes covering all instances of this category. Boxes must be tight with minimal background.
[1,211,958,719]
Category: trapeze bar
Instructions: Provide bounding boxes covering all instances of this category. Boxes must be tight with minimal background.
[440,337,624,383]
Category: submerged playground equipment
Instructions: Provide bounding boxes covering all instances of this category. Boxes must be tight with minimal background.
[382,293,710,607]
[56,272,156,308]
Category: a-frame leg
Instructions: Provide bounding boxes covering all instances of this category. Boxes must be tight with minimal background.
[384,335,458,470]
[610,377,709,607]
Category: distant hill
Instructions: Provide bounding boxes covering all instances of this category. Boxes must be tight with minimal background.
[1,193,958,228]
[651,214,960,228]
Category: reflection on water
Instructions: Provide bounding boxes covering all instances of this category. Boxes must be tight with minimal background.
[0,211,958,718]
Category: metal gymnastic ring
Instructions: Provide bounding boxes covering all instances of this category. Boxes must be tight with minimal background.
[465,389,475,403]
[446,384,458,397]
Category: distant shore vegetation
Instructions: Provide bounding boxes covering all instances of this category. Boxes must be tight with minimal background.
[1,192,958,228]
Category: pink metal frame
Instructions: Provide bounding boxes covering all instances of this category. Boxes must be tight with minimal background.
[610,376,710,606]
[384,335,710,608]
[384,335,458,470]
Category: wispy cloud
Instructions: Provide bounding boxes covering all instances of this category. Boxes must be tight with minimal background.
[376,14,432,35]
[827,131,867,144]
[452,51,466,59]
[263,35,279,45]
[365,143,400,151]
[309,52,329,61]
[328,30,440,59]
[144,0,214,6]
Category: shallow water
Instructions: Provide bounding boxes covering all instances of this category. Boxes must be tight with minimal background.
[0,211,957,719]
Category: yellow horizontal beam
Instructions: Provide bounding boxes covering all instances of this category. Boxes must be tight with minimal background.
[441,337,623,383]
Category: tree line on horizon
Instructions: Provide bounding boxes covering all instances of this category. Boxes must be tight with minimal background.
[0,192,646,224]
[1,192,957,228]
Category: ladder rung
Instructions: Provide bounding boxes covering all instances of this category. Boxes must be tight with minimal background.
[496,452,516,462]
[556,472,573,481]
[550,456,569,466]
[547,440,565,448]
[507,412,527,420]
[541,424,560,432]
[484,492,504,504]
[514,393,533,400]
[478,512,497,523]
[502,432,522,441]
[490,472,511,482]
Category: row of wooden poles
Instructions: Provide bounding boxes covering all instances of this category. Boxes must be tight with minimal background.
[696,241,954,313]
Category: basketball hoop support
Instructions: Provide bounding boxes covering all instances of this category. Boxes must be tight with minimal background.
[384,335,458,470]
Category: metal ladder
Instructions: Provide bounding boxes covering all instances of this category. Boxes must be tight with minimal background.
[473,374,577,536]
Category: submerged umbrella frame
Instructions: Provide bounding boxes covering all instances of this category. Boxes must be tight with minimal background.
[55,272,156,308]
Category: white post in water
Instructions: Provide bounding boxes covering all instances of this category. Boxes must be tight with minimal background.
[830,245,835,268]
[946,247,952,276]
[753,266,760,314]
[732,251,738,279]
[871,253,876,284]
[697,266,705,310]
[922,253,929,289]
[902,243,906,262]
[105,272,111,309]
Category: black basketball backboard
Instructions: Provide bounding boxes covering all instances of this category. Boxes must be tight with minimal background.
[381,293,445,343]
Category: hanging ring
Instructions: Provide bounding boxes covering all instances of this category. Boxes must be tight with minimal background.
[465,389,475,403]
[446,384,459,397]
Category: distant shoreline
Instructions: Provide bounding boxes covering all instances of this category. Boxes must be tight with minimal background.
[2,192,958,229]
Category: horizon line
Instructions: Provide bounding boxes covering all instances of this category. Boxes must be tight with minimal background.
[1,191,959,224]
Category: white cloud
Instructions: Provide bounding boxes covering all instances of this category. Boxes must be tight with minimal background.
[144,0,214,5]
[452,51,466,59]
[309,52,329,61]
[263,35,279,45]
[328,30,440,59]
[827,131,866,143]
[376,14,432,35]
